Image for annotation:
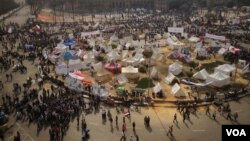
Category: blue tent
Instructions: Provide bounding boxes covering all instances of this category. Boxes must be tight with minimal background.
[63,51,74,61]
[63,39,76,47]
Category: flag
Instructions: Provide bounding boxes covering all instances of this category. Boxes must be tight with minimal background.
[242,63,249,73]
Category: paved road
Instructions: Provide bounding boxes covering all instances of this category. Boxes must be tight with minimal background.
[3,96,250,141]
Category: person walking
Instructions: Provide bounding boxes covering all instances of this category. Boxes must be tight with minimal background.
[173,113,178,123]
[226,112,232,120]
[212,111,216,120]
[132,121,136,132]
[167,125,173,137]
[206,106,210,116]
[233,112,238,121]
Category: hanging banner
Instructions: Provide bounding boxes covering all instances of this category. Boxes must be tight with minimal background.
[205,33,226,41]
[168,27,184,34]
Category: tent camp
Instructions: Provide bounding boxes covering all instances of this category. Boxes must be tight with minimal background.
[206,72,230,87]
[193,69,209,80]
[215,64,236,76]
[168,62,183,75]
[171,83,185,97]
[165,72,176,84]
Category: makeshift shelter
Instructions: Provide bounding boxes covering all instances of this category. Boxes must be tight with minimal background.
[65,71,94,92]
[193,69,209,80]
[107,50,120,61]
[63,39,76,47]
[104,63,121,73]
[110,34,119,42]
[188,36,200,43]
[116,74,128,85]
[164,73,176,84]
[153,83,162,93]
[150,67,160,79]
[215,64,236,76]
[168,62,183,75]
[153,83,164,97]
[171,83,185,97]
[154,34,162,40]
[92,62,103,71]
[83,52,95,62]
[95,69,111,83]
[206,72,230,87]
[122,66,138,74]
[92,85,109,100]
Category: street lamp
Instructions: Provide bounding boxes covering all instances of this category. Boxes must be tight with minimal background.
[143,47,153,97]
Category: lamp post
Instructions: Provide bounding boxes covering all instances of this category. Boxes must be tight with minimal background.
[143,47,153,97]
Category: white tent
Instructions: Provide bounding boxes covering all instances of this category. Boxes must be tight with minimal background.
[170,41,185,50]
[215,64,236,76]
[154,34,162,40]
[193,69,209,80]
[116,74,128,85]
[206,72,230,87]
[107,50,120,60]
[150,67,159,79]
[68,59,87,71]
[122,66,138,73]
[110,34,119,42]
[83,52,95,62]
[165,72,176,84]
[92,62,103,71]
[168,62,183,75]
[188,36,200,43]
[171,83,185,97]
[153,83,162,93]
[122,50,129,59]
[218,48,227,55]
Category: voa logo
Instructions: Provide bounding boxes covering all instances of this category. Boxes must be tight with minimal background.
[226,129,246,136]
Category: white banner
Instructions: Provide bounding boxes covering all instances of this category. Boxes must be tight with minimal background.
[81,30,101,38]
[168,27,184,34]
[205,33,226,41]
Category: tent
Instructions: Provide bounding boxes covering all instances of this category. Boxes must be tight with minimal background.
[122,66,138,74]
[83,52,95,62]
[215,64,236,76]
[206,72,230,87]
[107,50,120,61]
[153,83,162,93]
[165,72,176,84]
[92,62,103,71]
[188,36,200,43]
[95,69,111,83]
[92,85,109,100]
[65,71,94,92]
[193,69,209,80]
[168,62,183,75]
[63,39,76,47]
[116,74,128,85]
[55,59,87,75]
[154,34,162,40]
[110,34,119,42]
[150,67,160,79]
[171,83,185,97]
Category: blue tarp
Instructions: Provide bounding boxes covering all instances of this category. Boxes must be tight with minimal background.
[63,51,74,60]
